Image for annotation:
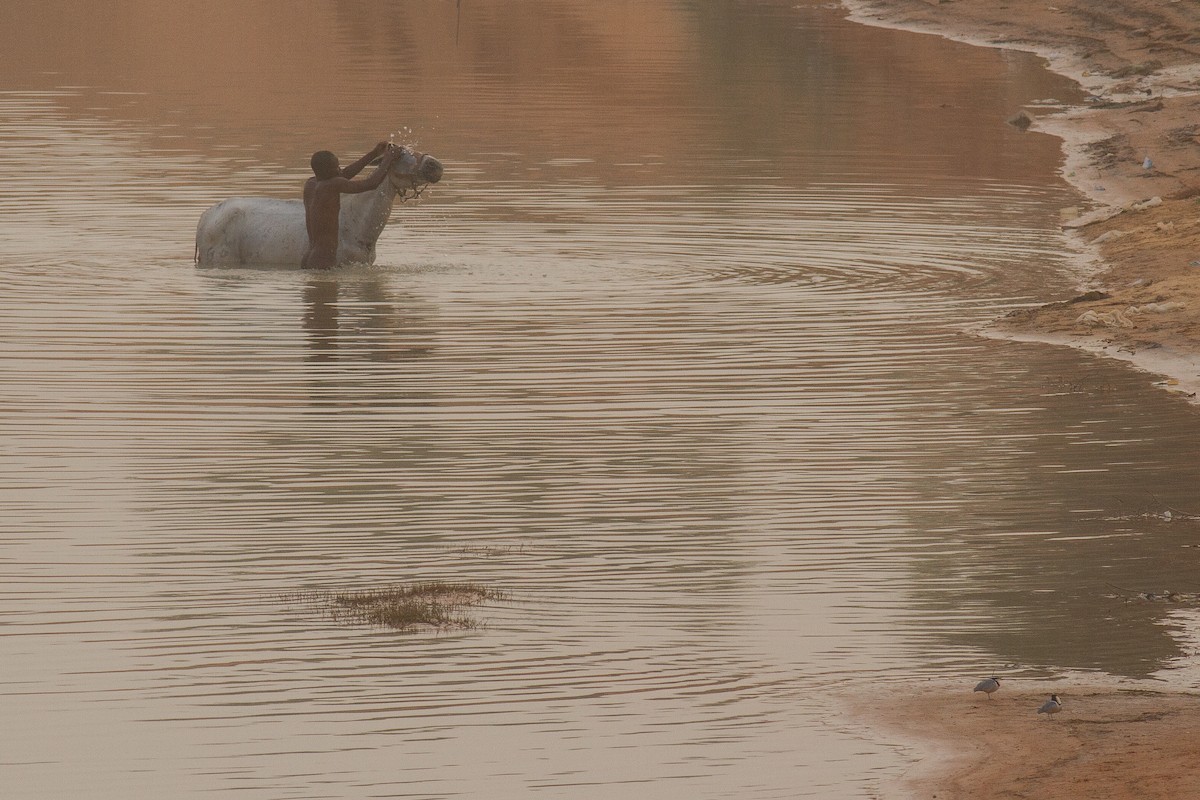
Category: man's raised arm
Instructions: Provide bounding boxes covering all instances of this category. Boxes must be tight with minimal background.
[327,145,401,195]
[340,141,390,179]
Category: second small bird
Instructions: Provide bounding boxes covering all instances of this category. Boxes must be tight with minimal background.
[1037,694,1062,717]
[973,676,1001,699]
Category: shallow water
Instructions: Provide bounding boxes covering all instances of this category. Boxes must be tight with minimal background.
[4,1,1200,797]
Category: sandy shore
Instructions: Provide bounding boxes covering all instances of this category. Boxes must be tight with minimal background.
[844,0,1200,404]
[834,2,1200,796]
[861,681,1200,800]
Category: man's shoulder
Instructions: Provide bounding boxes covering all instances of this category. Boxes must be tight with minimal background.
[309,176,351,194]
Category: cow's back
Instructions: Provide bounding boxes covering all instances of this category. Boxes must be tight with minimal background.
[195,197,308,266]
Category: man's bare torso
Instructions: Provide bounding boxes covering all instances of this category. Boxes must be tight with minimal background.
[302,178,342,269]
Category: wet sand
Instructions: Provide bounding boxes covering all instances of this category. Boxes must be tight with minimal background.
[845,0,1200,405]
[838,2,1200,796]
[864,682,1200,800]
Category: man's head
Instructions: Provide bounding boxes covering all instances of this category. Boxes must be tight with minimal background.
[310,150,340,180]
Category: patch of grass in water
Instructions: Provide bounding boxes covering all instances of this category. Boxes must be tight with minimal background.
[284,581,507,633]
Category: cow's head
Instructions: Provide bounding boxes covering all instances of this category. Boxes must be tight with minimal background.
[388,146,444,199]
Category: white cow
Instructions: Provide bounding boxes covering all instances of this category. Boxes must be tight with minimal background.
[195,147,443,267]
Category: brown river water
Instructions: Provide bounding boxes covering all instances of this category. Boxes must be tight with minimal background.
[4,1,1200,797]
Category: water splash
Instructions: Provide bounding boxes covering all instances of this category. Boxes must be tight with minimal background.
[389,127,417,148]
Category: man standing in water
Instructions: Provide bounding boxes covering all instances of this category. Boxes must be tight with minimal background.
[302,142,402,269]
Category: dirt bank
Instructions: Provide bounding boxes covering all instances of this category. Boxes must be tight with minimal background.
[864,682,1200,800]
[835,3,1200,797]
[844,0,1200,404]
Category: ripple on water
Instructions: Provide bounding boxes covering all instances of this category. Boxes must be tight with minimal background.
[2,171,1084,796]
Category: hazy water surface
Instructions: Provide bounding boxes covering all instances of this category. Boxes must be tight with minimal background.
[4,2,1200,798]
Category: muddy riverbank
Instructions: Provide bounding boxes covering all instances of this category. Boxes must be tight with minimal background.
[841,3,1200,796]
[846,0,1200,404]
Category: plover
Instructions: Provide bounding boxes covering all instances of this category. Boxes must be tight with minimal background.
[973,677,1001,698]
[1037,694,1062,716]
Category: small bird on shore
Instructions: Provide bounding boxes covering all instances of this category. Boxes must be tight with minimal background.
[973,677,1001,698]
[1037,694,1063,717]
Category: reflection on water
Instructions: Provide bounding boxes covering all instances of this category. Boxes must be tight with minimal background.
[3,1,1200,798]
